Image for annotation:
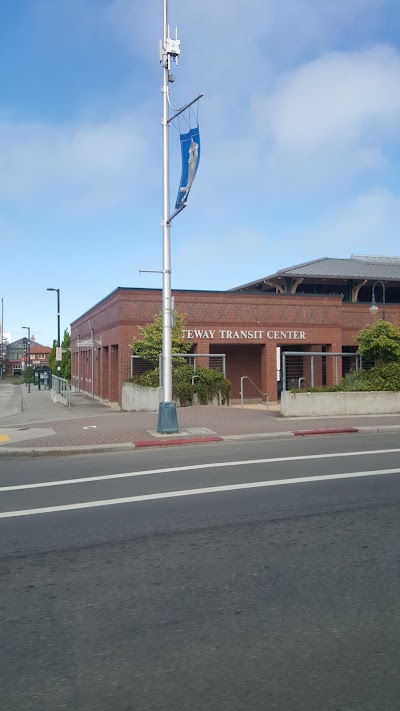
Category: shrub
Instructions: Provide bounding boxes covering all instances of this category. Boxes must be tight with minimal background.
[356,320,400,364]
[290,362,400,393]
[192,366,231,405]
[126,368,160,389]
[128,364,231,406]
[173,364,195,406]
[362,362,400,391]
[130,312,191,366]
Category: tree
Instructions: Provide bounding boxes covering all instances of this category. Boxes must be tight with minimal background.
[356,320,400,364]
[60,329,71,381]
[48,339,57,375]
[130,312,191,366]
[48,330,71,379]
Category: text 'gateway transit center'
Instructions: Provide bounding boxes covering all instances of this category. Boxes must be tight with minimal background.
[70,255,400,407]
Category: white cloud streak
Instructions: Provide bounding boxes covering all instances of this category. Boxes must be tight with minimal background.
[0,115,151,211]
[264,47,400,153]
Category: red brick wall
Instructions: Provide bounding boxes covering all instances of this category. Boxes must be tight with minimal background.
[210,344,263,399]
[70,288,400,405]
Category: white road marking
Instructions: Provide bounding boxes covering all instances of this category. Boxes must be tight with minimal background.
[1,467,400,519]
[1,447,400,492]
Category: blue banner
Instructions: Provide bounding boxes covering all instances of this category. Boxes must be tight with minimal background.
[175,126,200,209]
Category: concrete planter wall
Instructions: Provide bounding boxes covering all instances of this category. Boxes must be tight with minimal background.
[121,382,226,412]
[280,391,400,417]
[122,383,163,412]
[51,389,70,407]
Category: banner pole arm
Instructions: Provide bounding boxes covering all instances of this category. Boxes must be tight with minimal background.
[168,203,187,224]
[167,93,204,124]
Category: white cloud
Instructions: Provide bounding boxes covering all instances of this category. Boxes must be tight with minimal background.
[277,187,400,258]
[325,187,400,246]
[0,115,151,211]
[230,45,400,197]
[263,47,400,154]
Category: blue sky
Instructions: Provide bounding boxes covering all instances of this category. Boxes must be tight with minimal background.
[1,0,400,346]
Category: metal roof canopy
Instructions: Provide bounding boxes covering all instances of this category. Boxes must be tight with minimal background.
[231,255,400,291]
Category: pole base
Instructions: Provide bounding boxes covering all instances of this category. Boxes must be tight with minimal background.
[157,401,179,434]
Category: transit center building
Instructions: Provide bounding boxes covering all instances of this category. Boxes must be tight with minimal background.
[70,255,400,407]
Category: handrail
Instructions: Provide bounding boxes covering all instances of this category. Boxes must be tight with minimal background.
[298,377,311,389]
[51,375,71,407]
[240,376,269,410]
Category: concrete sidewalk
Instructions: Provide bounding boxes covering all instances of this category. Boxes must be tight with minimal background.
[1,384,400,456]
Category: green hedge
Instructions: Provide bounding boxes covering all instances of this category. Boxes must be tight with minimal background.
[126,364,231,406]
[290,362,400,393]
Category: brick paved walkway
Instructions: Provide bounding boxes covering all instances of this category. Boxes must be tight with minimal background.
[1,385,400,452]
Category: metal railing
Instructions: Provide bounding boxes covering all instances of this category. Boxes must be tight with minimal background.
[51,375,71,407]
[298,376,311,389]
[240,376,269,410]
[131,353,227,385]
[159,353,226,386]
[282,351,363,391]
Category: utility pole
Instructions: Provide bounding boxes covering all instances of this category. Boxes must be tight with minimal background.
[22,326,31,393]
[47,288,61,371]
[156,1,202,433]
[157,0,180,434]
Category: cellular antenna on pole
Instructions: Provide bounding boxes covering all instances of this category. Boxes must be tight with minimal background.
[157,0,179,433]
[157,0,202,433]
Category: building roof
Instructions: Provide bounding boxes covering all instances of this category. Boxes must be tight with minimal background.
[30,345,51,355]
[7,338,51,351]
[230,255,400,291]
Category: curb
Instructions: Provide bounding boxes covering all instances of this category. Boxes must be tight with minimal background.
[0,443,136,457]
[222,432,293,441]
[293,427,359,437]
[135,436,224,448]
[0,425,399,456]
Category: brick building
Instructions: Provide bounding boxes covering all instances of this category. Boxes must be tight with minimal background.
[70,255,400,406]
[5,338,51,377]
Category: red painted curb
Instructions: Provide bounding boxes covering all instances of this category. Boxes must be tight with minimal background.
[134,436,224,448]
[293,427,358,437]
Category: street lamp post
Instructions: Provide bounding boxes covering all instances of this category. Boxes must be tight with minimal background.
[22,326,31,393]
[47,288,61,371]
[157,0,179,434]
[369,281,386,321]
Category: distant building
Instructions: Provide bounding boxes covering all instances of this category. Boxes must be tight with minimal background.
[70,255,400,406]
[5,338,51,377]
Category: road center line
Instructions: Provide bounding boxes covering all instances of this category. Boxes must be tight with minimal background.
[1,448,400,492]
[1,468,400,519]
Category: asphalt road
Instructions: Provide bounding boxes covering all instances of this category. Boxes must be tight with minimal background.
[1,433,400,710]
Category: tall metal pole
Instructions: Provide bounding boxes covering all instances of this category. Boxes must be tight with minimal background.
[28,326,31,393]
[57,288,61,374]
[162,0,172,403]
[47,287,61,371]
[22,326,31,393]
[57,288,61,348]
[157,0,179,433]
